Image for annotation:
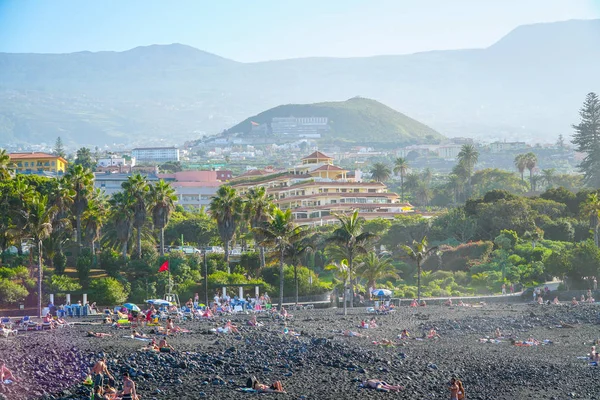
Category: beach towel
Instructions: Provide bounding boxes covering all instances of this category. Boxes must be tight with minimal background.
[3,380,13,385]
[238,388,258,393]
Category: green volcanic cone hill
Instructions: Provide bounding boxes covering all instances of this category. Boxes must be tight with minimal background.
[226,97,444,145]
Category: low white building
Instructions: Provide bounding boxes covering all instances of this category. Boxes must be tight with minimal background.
[132,147,180,163]
[97,156,135,168]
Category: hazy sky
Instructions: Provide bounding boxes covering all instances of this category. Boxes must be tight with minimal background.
[1,0,599,61]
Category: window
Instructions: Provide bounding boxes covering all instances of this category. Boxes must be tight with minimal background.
[354,189,359,193]
[368,189,376,193]
[51,161,56,166]
[24,162,29,167]
[17,162,22,167]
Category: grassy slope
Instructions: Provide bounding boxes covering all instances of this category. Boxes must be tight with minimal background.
[226,97,444,144]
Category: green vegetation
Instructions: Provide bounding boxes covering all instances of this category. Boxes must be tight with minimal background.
[226,97,444,145]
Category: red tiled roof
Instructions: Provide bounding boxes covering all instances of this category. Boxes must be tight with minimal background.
[311,164,347,172]
[302,151,332,160]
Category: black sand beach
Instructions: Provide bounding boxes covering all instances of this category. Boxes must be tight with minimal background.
[2,303,600,400]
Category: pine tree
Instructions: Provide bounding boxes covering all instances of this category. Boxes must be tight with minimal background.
[572,92,600,187]
[54,137,66,158]
[556,134,565,150]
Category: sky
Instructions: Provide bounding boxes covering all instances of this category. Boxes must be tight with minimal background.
[1,0,599,62]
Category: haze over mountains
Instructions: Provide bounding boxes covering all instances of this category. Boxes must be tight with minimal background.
[0,19,599,147]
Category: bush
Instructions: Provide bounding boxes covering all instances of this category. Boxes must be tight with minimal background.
[53,251,67,275]
[45,275,82,293]
[99,249,123,278]
[90,277,130,306]
[0,279,28,304]
[76,248,93,287]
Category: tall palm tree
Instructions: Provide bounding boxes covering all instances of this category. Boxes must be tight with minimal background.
[326,209,376,308]
[255,208,307,310]
[285,234,314,306]
[583,193,600,247]
[400,236,438,302]
[325,259,351,316]
[109,191,135,261]
[393,157,409,201]
[457,144,479,196]
[0,149,15,180]
[210,185,243,273]
[370,162,391,183]
[356,251,398,292]
[446,174,465,204]
[122,173,150,259]
[23,194,57,317]
[149,180,177,256]
[541,168,556,189]
[524,152,538,190]
[64,164,94,251]
[83,189,109,260]
[244,186,273,270]
[10,176,35,254]
[514,154,527,182]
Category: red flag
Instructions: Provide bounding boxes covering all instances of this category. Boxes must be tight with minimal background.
[158,260,169,272]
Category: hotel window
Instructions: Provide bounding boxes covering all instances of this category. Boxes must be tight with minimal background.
[51,161,56,166]
[24,162,29,167]
[17,162,22,167]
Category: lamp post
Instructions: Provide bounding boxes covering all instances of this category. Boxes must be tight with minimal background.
[203,248,208,307]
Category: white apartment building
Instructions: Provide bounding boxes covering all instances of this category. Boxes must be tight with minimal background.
[132,147,180,163]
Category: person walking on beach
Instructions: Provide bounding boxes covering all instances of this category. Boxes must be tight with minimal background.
[91,357,114,388]
[449,378,459,400]
[501,284,506,295]
[119,372,138,400]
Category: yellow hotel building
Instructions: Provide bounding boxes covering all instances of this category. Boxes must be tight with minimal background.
[10,152,68,175]
[232,151,414,226]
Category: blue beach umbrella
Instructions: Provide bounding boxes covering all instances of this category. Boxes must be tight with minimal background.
[123,303,141,312]
[371,289,392,297]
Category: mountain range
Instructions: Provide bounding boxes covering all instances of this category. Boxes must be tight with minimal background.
[0,18,599,147]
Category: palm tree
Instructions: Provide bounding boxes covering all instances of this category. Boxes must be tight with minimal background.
[24,194,57,317]
[122,173,150,259]
[400,236,438,302]
[541,169,556,189]
[514,154,527,182]
[393,157,409,202]
[210,186,243,273]
[356,251,398,292]
[524,152,538,190]
[109,191,135,261]
[244,187,274,270]
[370,162,391,183]
[149,180,177,256]
[0,149,15,180]
[414,182,432,206]
[64,164,94,251]
[83,189,109,261]
[325,259,351,316]
[326,209,376,307]
[255,208,307,310]
[457,144,479,196]
[530,174,542,193]
[285,234,314,307]
[583,193,600,247]
[446,174,465,204]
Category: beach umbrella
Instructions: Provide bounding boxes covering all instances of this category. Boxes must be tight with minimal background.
[371,289,392,297]
[146,299,171,306]
[122,303,141,312]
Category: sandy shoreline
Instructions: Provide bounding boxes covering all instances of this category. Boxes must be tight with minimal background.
[2,303,600,400]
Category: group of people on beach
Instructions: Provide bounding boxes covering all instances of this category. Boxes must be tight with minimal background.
[89,357,138,400]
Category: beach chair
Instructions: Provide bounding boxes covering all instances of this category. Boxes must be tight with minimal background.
[2,327,17,338]
[233,305,243,313]
[1,317,13,329]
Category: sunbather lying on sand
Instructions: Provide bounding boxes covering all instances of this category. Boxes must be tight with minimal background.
[342,330,365,337]
[283,324,300,336]
[372,339,394,346]
[247,376,285,393]
[87,331,112,338]
[427,328,441,339]
[131,330,148,339]
[360,379,403,392]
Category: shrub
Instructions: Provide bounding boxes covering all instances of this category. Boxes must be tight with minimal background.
[76,248,93,287]
[90,277,130,306]
[99,249,123,278]
[45,274,82,293]
[53,251,67,275]
[0,279,28,304]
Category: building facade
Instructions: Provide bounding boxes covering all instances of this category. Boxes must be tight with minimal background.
[10,152,68,176]
[159,171,220,211]
[132,147,180,163]
[231,151,413,226]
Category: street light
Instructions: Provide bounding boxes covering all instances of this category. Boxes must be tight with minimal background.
[203,248,208,307]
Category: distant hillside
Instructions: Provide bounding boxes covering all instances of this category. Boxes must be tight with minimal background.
[226,97,444,145]
[0,19,599,146]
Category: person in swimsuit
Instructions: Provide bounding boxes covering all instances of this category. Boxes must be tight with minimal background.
[362,379,403,392]
[91,357,114,388]
[457,379,465,400]
[252,379,285,393]
[87,331,112,338]
[0,361,18,384]
[119,372,138,400]
[410,299,418,307]
[449,378,459,400]
[158,338,174,352]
